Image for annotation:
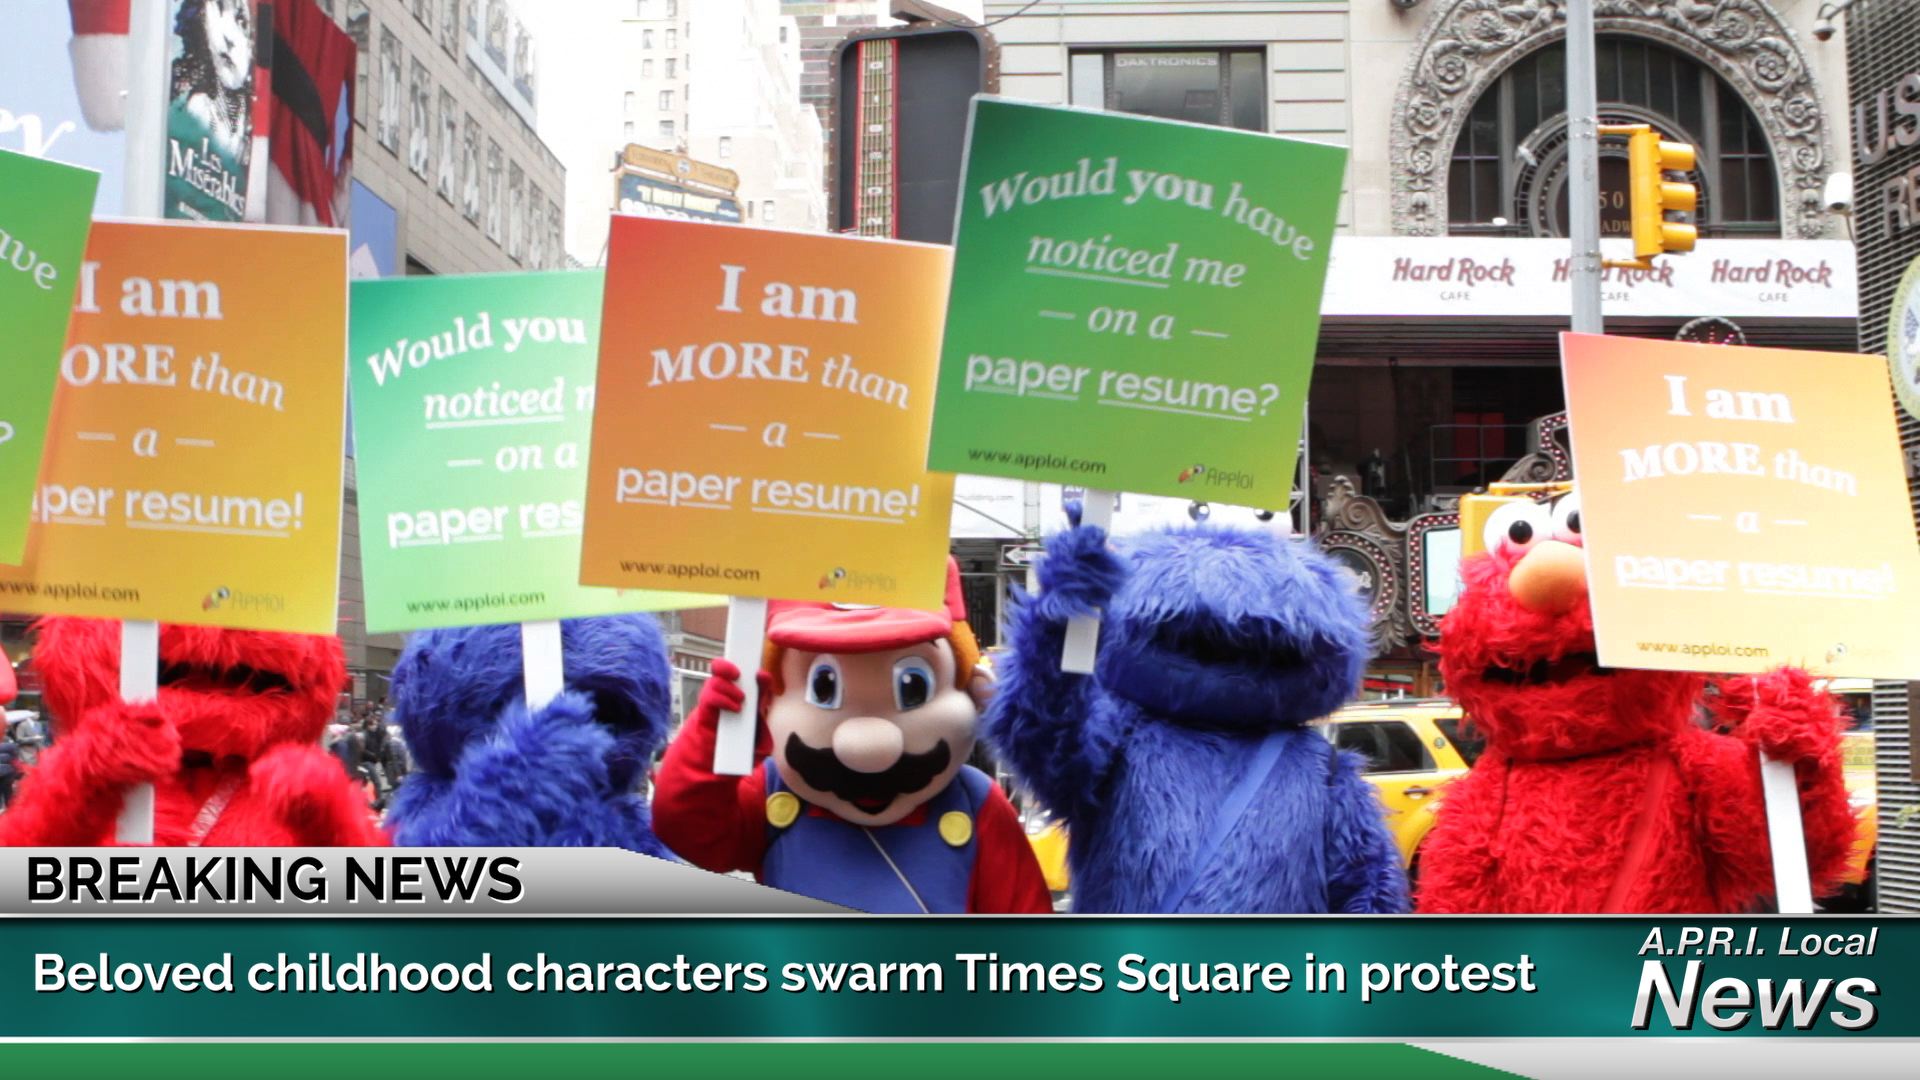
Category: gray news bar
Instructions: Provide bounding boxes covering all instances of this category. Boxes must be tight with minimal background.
[0,848,841,915]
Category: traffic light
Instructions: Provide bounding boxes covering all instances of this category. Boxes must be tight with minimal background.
[1624,126,1697,260]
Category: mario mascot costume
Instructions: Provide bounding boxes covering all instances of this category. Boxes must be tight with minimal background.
[1416,492,1856,913]
[0,617,385,846]
[654,560,1052,913]
[384,616,675,856]
[986,514,1408,914]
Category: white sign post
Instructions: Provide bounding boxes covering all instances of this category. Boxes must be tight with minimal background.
[1060,488,1115,675]
[520,619,565,712]
[1761,754,1815,913]
[714,596,768,776]
[112,0,168,846]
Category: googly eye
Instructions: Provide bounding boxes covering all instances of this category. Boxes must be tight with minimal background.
[1551,491,1583,546]
[892,657,935,712]
[805,657,843,709]
[1483,500,1551,556]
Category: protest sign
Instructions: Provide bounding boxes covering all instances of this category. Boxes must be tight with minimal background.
[1562,332,1920,679]
[925,97,1346,506]
[349,270,719,632]
[0,220,347,633]
[580,217,957,610]
[0,150,98,565]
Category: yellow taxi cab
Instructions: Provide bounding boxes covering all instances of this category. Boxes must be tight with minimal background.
[1318,699,1480,879]
[1019,698,1481,893]
[1822,678,1877,910]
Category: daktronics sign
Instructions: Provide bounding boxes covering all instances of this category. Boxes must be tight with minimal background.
[1323,237,1855,319]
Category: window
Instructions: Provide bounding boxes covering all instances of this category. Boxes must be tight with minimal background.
[718,136,732,158]
[659,119,675,140]
[376,28,402,151]
[659,90,673,110]
[1068,49,1266,132]
[485,139,504,244]
[441,0,460,54]
[763,200,775,223]
[460,113,481,222]
[665,57,676,78]
[665,0,676,14]
[642,59,653,78]
[623,121,635,139]
[1433,717,1488,768]
[745,201,755,220]
[666,28,676,49]
[346,2,370,127]
[1332,721,1435,775]
[780,26,788,44]
[407,58,432,178]
[1446,36,1779,237]
[508,162,526,261]
[411,0,431,31]
[643,29,653,48]
[624,91,635,115]
[435,89,457,200]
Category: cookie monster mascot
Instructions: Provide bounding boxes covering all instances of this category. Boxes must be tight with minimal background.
[987,511,1407,913]
[384,615,675,856]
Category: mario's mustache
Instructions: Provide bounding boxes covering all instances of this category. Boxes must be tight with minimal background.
[784,733,952,811]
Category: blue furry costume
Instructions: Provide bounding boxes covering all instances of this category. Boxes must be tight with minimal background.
[987,520,1408,913]
[384,616,675,857]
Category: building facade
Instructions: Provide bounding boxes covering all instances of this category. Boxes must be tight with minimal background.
[328,0,567,276]
[325,0,570,698]
[782,1,896,132]
[549,0,827,265]
[1840,0,1920,912]
[978,0,1859,664]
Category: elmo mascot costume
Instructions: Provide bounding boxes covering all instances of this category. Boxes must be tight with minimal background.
[655,560,1052,913]
[986,515,1407,914]
[1417,491,1856,913]
[384,615,675,856]
[0,617,384,846]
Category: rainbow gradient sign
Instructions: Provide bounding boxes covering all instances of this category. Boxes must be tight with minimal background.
[0,221,346,633]
[349,271,718,631]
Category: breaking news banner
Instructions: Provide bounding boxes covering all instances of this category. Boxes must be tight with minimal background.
[0,850,1912,1075]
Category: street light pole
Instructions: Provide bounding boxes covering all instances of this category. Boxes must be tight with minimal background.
[1566,0,1603,336]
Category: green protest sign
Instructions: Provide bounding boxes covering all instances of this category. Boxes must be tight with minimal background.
[0,149,98,565]
[349,271,718,632]
[927,98,1345,506]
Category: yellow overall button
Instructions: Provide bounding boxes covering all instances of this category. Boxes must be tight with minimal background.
[938,811,973,847]
[766,791,801,828]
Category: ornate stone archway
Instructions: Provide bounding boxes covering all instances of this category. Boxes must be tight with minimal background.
[1390,0,1833,238]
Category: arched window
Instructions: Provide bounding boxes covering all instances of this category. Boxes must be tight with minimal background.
[1447,36,1779,238]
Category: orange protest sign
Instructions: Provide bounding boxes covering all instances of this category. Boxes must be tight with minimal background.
[1562,332,1920,678]
[580,218,955,609]
[0,220,346,633]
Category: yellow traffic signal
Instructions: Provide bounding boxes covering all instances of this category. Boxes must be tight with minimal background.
[1627,127,1697,260]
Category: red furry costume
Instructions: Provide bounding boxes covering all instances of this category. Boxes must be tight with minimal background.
[0,618,385,847]
[1416,495,1855,913]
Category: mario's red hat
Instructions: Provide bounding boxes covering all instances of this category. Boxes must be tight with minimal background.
[766,557,967,653]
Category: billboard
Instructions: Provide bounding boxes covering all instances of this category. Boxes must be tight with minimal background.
[0,0,130,216]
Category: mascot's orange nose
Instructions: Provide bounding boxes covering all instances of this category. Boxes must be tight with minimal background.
[832,717,905,773]
[1508,540,1588,615]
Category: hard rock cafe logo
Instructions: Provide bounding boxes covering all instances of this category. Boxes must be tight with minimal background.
[1886,255,1920,422]
[1391,257,1517,286]
[1552,258,1676,287]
